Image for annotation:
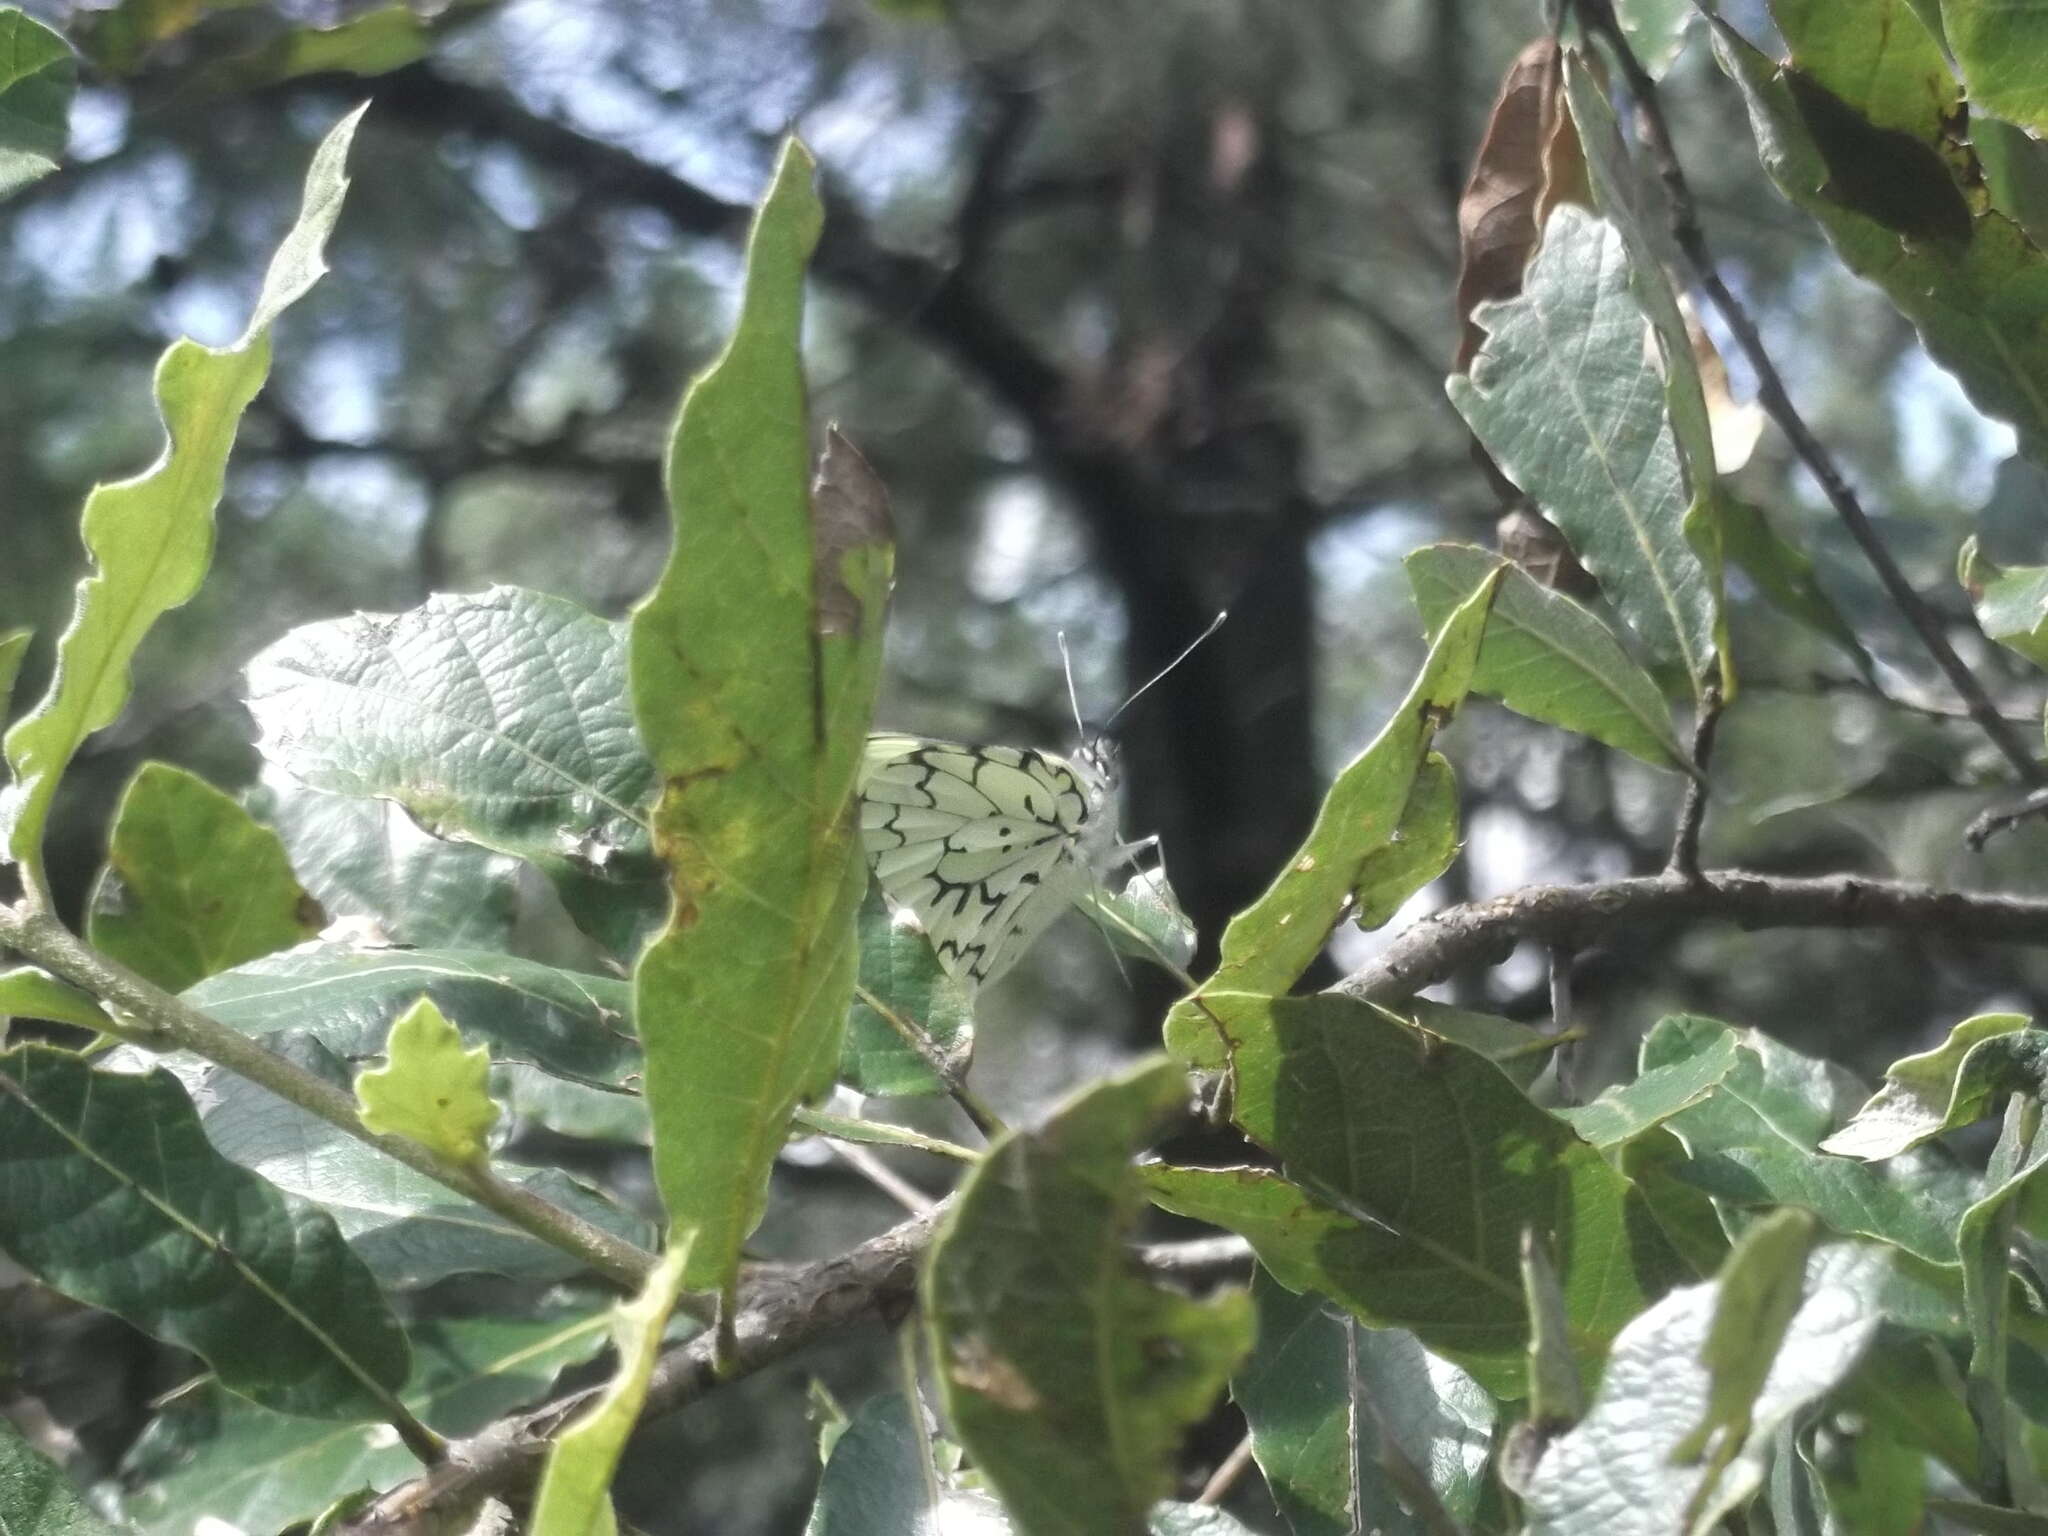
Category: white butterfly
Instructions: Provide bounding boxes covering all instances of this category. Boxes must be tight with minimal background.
[858,614,1224,989]
[859,733,1126,988]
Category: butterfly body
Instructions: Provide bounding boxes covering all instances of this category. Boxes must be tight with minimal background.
[860,733,1122,987]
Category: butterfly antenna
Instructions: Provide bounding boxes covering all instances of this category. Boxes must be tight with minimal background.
[1057,629,1088,741]
[1103,610,1229,730]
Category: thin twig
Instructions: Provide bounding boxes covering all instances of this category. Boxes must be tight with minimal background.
[828,1140,938,1215]
[1667,682,1724,880]
[1575,0,2047,791]
[1967,784,2048,851]
[1548,944,1577,1104]
[0,905,661,1294]
[1197,1434,1258,1506]
[854,982,1007,1139]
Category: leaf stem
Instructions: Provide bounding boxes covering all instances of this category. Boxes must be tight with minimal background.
[854,981,1007,1138]
[1666,681,1723,881]
[0,903,661,1293]
[1574,0,2047,793]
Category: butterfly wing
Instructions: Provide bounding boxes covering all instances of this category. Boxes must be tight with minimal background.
[860,738,1103,987]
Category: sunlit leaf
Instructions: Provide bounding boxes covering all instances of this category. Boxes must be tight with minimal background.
[840,886,972,1098]
[0,106,360,887]
[1822,1012,2040,1159]
[0,9,74,199]
[0,966,113,1034]
[0,1045,409,1419]
[1406,542,1687,769]
[1960,537,2048,671]
[246,585,661,956]
[86,761,324,993]
[354,995,499,1167]
[1559,1027,1743,1147]
[629,145,892,1292]
[1522,1243,1887,1535]
[926,1061,1252,1536]
[0,1416,120,1536]
[531,1240,693,1536]
[1942,0,2048,134]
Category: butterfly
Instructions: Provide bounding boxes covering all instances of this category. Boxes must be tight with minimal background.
[857,613,1224,989]
[859,733,1126,988]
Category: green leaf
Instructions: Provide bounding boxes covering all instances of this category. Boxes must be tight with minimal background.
[1170,570,1494,1015]
[1822,1012,2040,1159]
[1648,1015,1982,1262]
[1961,537,2048,671]
[1712,19,2048,455]
[1559,1026,1743,1147]
[1718,494,1874,677]
[0,9,74,200]
[0,106,360,888]
[1399,996,1561,1091]
[926,1061,1252,1536]
[1980,116,2048,250]
[628,146,892,1292]
[1080,863,1199,973]
[803,1392,931,1536]
[245,586,661,956]
[1672,1209,1817,1478]
[197,1034,651,1289]
[1958,1101,2048,1502]
[531,1240,693,1536]
[177,944,639,1132]
[0,1044,409,1419]
[1450,204,1719,687]
[0,965,113,1033]
[1522,1229,1583,1427]
[0,1416,121,1536]
[1407,543,1688,769]
[841,885,973,1098]
[1522,1242,1888,1535]
[1233,1274,1494,1536]
[1769,0,1956,141]
[1942,0,2048,133]
[1619,1129,1733,1278]
[121,1310,610,1534]
[353,995,499,1167]
[254,768,519,950]
[1159,994,1680,1391]
[86,761,324,994]
[1614,0,1694,74]
[0,627,29,719]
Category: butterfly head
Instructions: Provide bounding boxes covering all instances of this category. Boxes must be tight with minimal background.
[1076,734,1120,792]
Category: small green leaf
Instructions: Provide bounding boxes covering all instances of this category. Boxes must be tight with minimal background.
[1961,537,2048,671]
[0,966,113,1034]
[1559,1027,1743,1147]
[86,761,324,994]
[0,628,29,719]
[1522,1229,1583,1427]
[531,1240,693,1536]
[1080,863,1198,972]
[1522,1243,1888,1535]
[1233,1274,1494,1536]
[1450,204,1718,689]
[1769,0,1956,141]
[1673,1209,1817,1477]
[121,1310,611,1534]
[926,1060,1252,1536]
[1942,0,2048,134]
[1822,1011,2044,1160]
[1171,569,1494,1014]
[0,9,74,200]
[1407,543,1688,770]
[245,586,661,957]
[0,1416,120,1536]
[803,1392,930,1536]
[841,886,973,1098]
[1958,1100,2048,1502]
[199,1034,650,1288]
[354,995,499,1167]
[0,1045,409,1419]
[629,146,893,1293]
[0,106,360,887]
[1614,0,1694,74]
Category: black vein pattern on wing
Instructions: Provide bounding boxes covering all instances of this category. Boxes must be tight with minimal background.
[862,744,1094,984]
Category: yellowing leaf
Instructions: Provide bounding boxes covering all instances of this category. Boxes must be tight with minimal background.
[354,996,499,1167]
[530,1239,693,1536]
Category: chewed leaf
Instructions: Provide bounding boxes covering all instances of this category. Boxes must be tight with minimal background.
[1,107,361,887]
[1960,536,2048,671]
[926,1060,1252,1535]
[355,996,500,1167]
[1821,1013,2042,1161]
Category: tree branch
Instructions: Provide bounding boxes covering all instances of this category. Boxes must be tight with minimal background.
[1336,871,2048,1004]
[1572,0,2047,792]
[0,905,660,1293]
[339,1208,943,1533]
